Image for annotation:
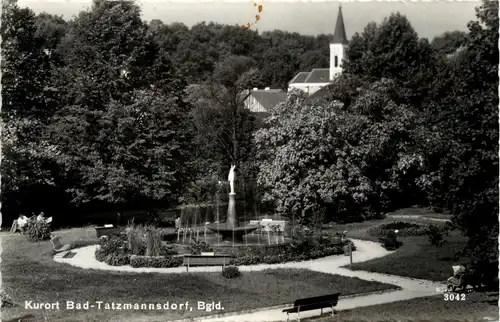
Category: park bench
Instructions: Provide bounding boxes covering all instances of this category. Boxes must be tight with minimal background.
[282,293,341,321]
[182,254,233,272]
[50,236,73,253]
[95,225,122,238]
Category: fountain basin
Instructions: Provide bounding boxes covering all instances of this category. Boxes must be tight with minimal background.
[206,224,259,242]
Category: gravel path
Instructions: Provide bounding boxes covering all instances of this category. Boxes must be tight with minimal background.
[53,239,443,322]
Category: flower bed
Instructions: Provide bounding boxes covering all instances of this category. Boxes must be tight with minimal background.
[229,231,353,265]
[368,221,428,237]
[95,226,354,268]
[95,225,179,267]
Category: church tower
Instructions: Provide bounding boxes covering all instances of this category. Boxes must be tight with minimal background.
[329,5,348,81]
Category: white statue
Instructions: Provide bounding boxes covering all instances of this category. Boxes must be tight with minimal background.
[228,165,236,194]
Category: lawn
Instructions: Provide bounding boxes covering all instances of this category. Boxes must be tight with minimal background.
[322,208,469,281]
[310,292,499,322]
[1,228,396,322]
[349,231,468,281]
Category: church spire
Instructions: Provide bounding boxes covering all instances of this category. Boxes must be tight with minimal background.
[331,5,348,44]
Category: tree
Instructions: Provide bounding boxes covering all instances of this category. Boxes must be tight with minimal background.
[190,55,260,169]
[50,90,190,205]
[421,0,498,288]
[0,1,64,218]
[343,14,437,107]
[431,30,468,56]
[254,89,374,225]
[48,0,192,208]
[1,2,59,121]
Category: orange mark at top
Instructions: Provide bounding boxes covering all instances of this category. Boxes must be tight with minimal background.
[240,2,263,30]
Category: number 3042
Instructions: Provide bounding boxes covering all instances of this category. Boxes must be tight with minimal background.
[444,293,466,301]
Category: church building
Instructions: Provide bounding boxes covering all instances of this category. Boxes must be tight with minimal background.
[288,5,348,95]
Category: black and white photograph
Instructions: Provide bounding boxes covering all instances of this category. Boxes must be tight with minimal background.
[0,0,498,321]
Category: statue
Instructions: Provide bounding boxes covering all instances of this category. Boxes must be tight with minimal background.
[228,165,236,194]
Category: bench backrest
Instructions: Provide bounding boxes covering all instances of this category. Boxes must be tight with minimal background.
[183,255,232,266]
[51,236,62,249]
[293,293,341,310]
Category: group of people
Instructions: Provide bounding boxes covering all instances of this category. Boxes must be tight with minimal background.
[10,212,52,234]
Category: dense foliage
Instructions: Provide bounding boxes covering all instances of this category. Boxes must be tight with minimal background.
[367,222,428,238]
[426,224,446,248]
[378,230,403,251]
[23,218,52,241]
[256,79,423,223]
[187,241,214,255]
[129,255,183,268]
[221,266,241,279]
[230,230,352,265]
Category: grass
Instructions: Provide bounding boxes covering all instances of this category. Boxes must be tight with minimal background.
[349,231,468,281]
[310,292,499,322]
[1,228,396,322]
[322,208,469,282]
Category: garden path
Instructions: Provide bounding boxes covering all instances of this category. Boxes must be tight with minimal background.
[54,239,444,321]
[388,214,451,223]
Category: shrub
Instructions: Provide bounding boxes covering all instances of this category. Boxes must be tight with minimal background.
[130,255,183,268]
[187,240,213,255]
[288,229,319,254]
[24,219,51,242]
[145,210,162,227]
[144,226,162,256]
[368,221,428,237]
[105,253,130,266]
[127,226,145,255]
[229,241,348,266]
[160,243,178,256]
[95,236,128,265]
[222,266,241,279]
[426,224,446,247]
[378,230,403,250]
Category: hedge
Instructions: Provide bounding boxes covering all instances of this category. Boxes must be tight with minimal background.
[130,255,183,268]
[368,221,429,237]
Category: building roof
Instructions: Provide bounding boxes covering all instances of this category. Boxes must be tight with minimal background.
[247,89,287,110]
[332,5,348,44]
[289,69,331,85]
[289,72,310,84]
[304,69,330,83]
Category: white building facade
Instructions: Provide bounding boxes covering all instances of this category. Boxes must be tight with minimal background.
[288,5,349,94]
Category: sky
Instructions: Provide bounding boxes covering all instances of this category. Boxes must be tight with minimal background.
[18,0,480,40]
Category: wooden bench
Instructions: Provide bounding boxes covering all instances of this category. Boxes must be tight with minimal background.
[95,226,122,238]
[182,255,233,272]
[50,236,72,253]
[282,293,341,321]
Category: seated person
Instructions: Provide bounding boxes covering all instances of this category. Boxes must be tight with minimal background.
[36,212,45,222]
[10,214,28,233]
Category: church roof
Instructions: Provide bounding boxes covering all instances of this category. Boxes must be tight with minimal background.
[331,5,348,44]
[289,69,330,85]
[289,72,310,84]
[248,89,287,110]
[304,69,330,83]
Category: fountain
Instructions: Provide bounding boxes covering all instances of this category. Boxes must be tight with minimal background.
[206,165,259,242]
